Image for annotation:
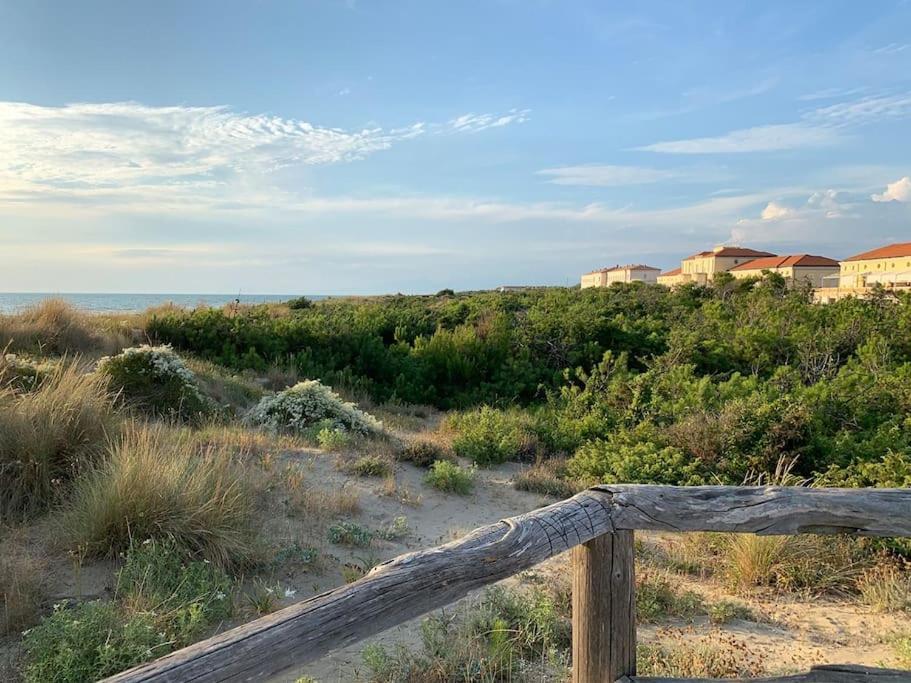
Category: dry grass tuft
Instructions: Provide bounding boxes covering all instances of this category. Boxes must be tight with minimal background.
[0,299,129,356]
[856,560,911,612]
[281,463,361,522]
[513,458,583,499]
[0,527,48,636]
[0,361,118,519]
[60,424,259,568]
[638,629,766,678]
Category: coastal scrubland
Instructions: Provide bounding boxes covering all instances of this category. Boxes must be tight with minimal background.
[1,282,909,682]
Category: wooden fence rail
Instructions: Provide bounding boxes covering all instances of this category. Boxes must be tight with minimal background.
[102,485,911,683]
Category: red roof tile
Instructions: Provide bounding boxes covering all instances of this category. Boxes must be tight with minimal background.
[729,254,839,271]
[659,267,682,277]
[843,242,911,262]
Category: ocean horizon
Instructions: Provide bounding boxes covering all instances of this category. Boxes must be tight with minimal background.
[0,292,327,314]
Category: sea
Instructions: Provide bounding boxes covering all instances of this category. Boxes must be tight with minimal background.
[0,292,326,314]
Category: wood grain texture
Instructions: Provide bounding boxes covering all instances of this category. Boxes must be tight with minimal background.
[102,486,911,683]
[622,664,911,682]
[572,531,635,683]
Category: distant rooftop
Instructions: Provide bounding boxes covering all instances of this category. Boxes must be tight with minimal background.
[843,242,911,262]
[584,264,662,274]
[729,254,839,271]
[658,267,681,277]
[684,245,776,260]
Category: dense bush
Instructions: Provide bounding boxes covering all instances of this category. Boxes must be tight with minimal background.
[148,285,911,493]
[97,345,213,421]
[0,362,117,519]
[447,406,538,465]
[247,379,382,436]
[0,354,42,392]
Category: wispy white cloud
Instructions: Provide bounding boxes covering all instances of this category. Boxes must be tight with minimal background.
[872,43,910,55]
[446,109,530,133]
[537,165,677,186]
[872,176,911,202]
[0,101,527,206]
[637,123,837,154]
[637,92,911,154]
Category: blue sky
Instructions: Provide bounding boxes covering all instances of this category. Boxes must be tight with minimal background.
[1,0,909,294]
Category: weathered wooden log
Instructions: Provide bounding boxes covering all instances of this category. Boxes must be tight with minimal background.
[573,531,635,683]
[622,664,911,682]
[102,486,911,683]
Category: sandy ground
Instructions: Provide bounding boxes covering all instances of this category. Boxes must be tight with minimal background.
[3,415,908,682]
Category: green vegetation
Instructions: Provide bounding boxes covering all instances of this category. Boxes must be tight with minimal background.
[363,586,569,682]
[247,379,382,436]
[327,521,375,547]
[148,285,911,494]
[397,438,451,468]
[22,539,233,683]
[97,345,214,422]
[424,460,476,494]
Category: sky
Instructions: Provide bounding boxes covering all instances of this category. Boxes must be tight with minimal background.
[0,0,910,295]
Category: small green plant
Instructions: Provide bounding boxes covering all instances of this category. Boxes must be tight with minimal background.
[398,439,450,468]
[97,344,214,422]
[0,353,42,392]
[895,632,911,667]
[424,460,476,494]
[116,537,233,639]
[349,454,392,477]
[378,516,410,541]
[636,571,703,622]
[317,426,352,451]
[245,579,281,615]
[707,599,756,625]
[270,543,319,569]
[342,554,381,584]
[21,601,172,683]
[327,521,374,547]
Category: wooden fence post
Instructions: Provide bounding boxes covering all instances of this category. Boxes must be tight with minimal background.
[572,530,636,683]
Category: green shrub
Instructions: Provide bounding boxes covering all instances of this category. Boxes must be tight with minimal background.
[61,426,257,567]
[569,436,705,485]
[348,455,392,477]
[97,345,213,421]
[317,426,353,451]
[286,296,313,310]
[327,521,374,547]
[707,599,755,625]
[447,407,538,465]
[21,601,171,683]
[116,537,233,636]
[0,362,117,519]
[247,380,382,436]
[398,439,451,468]
[424,460,475,495]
